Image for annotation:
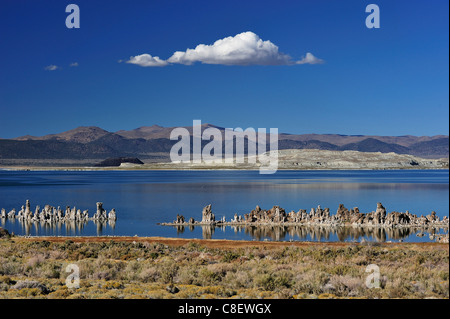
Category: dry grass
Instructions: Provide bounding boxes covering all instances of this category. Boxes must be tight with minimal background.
[0,237,448,299]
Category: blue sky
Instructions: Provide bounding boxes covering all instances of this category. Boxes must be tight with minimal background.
[0,0,448,138]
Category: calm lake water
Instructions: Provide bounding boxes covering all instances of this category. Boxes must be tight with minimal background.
[0,169,448,242]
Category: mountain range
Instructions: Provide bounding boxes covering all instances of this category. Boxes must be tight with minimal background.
[0,124,448,165]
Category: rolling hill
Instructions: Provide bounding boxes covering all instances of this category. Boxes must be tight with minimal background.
[0,125,448,166]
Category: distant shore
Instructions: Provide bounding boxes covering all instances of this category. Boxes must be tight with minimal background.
[1,165,449,171]
[1,149,448,171]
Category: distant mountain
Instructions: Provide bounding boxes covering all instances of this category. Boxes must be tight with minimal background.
[0,139,118,159]
[115,125,168,140]
[407,138,449,158]
[277,133,448,148]
[0,125,448,165]
[14,126,111,143]
[278,139,340,151]
[115,123,224,140]
[338,138,411,154]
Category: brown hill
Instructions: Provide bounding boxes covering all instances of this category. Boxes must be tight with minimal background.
[1,124,447,164]
[15,126,110,143]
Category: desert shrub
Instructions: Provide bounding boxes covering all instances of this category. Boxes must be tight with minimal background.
[138,266,160,283]
[175,264,199,285]
[89,256,126,281]
[186,242,202,251]
[202,285,236,298]
[160,263,179,284]
[176,284,202,298]
[147,290,172,299]
[49,249,68,260]
[11,280,50,294]
[75,259,96,279]
[438,270,449,281]
[0,283,9,292]
[148,252,159,259]
[47,288,72,299]
[0,260,23,276]
[326,275,364,297]
[0,275,13,285]
[99,245,128,260]
[30,240,51,249]
[92,270,113,281]
[293,270,329,295]
[38,261,62,279]
[25,254,46,270]
[328,264,352,276]
[17,288,44,297]
[77,245,99,258]
[268,249,285,260]
[255,272,292,291]
[198,268,221,285]
[206,263,234,277]
[103,281,124,289]
[385,278,413,298]
[61,240,75,250]
[223,270,251,289]
[222,250,241,262]
[123,260,142,281]
[123,285,146,296]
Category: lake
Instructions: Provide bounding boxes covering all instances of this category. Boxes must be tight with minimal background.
[0,169,448,242]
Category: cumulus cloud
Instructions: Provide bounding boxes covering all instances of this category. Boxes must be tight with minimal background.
[44,65,59,71]
[69,62,79,67]
[167,31,292,66]
[126,54,169,67]
[296,52,324,65]
[126,31,323,67]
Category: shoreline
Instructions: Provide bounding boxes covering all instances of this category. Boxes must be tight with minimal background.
[1,149,448,171]
[7,235,450,249]
[1,166,449,171]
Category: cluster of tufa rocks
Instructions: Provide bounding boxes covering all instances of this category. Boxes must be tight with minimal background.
[1,200,117,223]
[165,202,449,228]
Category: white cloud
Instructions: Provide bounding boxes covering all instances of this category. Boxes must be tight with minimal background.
[69,62,79,67]
[296,52,324,65]
[126,54,169,67]
[126,31,324,67]
[44,65,59,71]
[167,31,292,66]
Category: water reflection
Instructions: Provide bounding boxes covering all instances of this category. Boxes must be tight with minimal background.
[170,224,448,242]
[174,224,216,239]
[1,217,115,236]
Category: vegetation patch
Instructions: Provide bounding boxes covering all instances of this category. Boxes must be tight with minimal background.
[0,238,448,299]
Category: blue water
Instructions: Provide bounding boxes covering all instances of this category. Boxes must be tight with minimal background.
[0,170,448,242]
